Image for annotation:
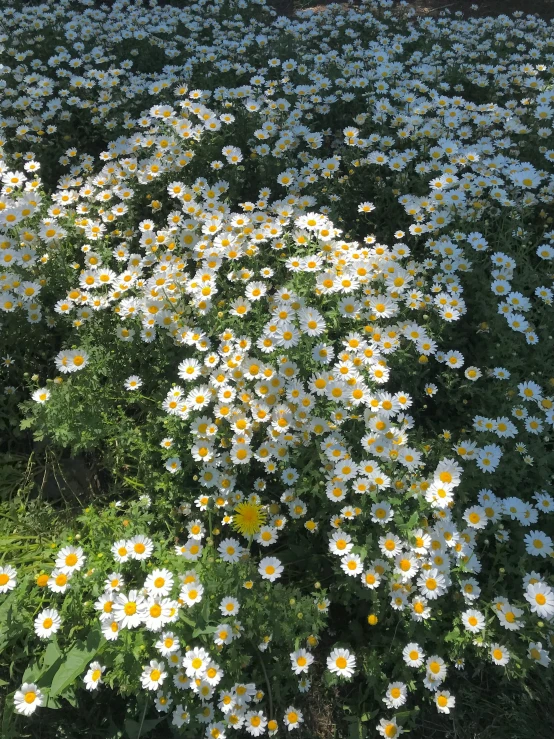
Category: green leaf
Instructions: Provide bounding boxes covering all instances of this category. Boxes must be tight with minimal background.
[192,624,217,639]
[360,712,376,722]
[43,693,62,709]
[49,630,101,697]
[1,693,15,739]
[394,707,420,722]
[86,626,102,652]
[42,639,63,670]
[347,719,360,739]
[124,717,164,738]
[22,659,41,684]
[444,626,461,643]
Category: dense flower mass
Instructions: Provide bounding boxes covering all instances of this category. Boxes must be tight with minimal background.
[0,0,553,735]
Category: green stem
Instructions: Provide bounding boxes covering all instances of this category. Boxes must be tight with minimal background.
[136,700,148,738]
[251,639,274,719]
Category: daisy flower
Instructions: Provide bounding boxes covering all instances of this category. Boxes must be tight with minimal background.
[101,617,121,641]
[180,581,204,607]
[55,545,85,574]
[290,649,314,675]
[83,661,105,691]
[490,644,510,666]
[383,682,407,709]
[128,534,154,560]
[403,643,425,668]
[144,568,174,597]
[172,704,191,728]
[244,711,267,736]
[32,387,50,403]
[377,718,400,738]
[14,683,44,716]
[327,647,356,679]
[219,596,240,616]
[435,690,456,713]
[524,582,554,618]
[258,557,283,582]
[112,590,145,629]
[283,706,303,731]
[0,564,17,593]
[462,609,486,633]
[329,530,354,556]
[34,608,61,639]
[183,646,210,678]
[140,660,167,690]
[124,375,143,390]
[217,539,244,564]
[156,631,180,656]
[341,553,364,576]
[47,568,72,593]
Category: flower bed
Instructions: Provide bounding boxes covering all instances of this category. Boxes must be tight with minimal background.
[0,0,553,736]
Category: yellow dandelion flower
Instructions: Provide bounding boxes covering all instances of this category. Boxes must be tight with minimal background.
[232,502,266,537]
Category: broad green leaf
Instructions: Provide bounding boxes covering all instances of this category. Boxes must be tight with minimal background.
[124,717,164,738]
[347,719,360,739]
[43,693,62,709]
[49,634,100,697]
[42,639,63,670]
[22,659,41,684]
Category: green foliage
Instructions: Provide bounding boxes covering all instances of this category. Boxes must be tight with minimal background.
[0,0,553,737]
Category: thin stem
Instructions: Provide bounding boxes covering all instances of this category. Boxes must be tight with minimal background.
[137,699,148,738]
[251,639,273,719]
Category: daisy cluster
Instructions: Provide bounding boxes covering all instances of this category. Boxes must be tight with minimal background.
[0,0,553,735]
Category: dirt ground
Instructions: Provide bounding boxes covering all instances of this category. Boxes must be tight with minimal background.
[92,0,554,18]
[399,0,554,18]
[274,0,554,18]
